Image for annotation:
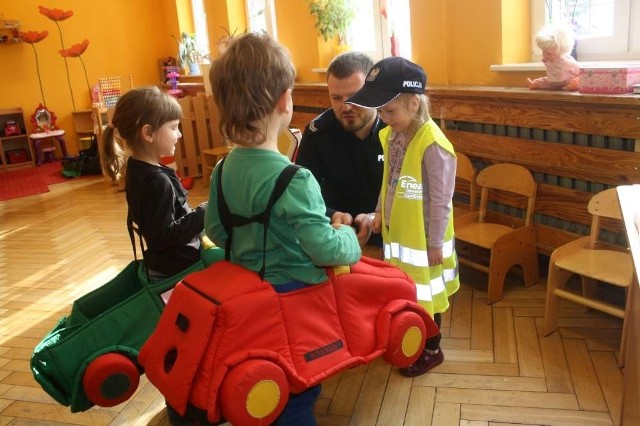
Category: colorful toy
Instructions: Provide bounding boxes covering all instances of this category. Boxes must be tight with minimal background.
[30,247,224,413]
[98,76,122,108]
[3,120,21,136]
[166,70,184,99]
[527,23,580,91]
[168,71,180,91]
[139,256,438,425]
[30,104,58,132]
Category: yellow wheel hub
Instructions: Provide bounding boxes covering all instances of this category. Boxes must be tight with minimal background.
[246,380,281,419]
[401,326,423,357]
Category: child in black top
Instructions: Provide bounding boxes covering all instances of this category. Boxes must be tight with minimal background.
[100,86,208,425]
[100,86,206,280]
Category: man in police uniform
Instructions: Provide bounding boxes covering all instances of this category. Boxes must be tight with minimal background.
[296,52,385,257]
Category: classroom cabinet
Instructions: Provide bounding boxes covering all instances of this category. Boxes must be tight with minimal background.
[0,108,34,171]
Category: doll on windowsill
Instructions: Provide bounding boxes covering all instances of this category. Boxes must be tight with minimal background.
[527,23,580,91]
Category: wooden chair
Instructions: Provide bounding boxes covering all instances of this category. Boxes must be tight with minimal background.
[455,163,539,304]
[185,94,230,187]
[543,187,634,366]
[454,152,477,216]
[278,127,301,161]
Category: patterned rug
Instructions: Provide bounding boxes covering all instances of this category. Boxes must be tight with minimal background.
[0,161,78,201]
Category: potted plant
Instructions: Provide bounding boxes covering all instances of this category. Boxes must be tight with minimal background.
[306,0,355,46]
[173,32,202,75]
[216,27,241,56]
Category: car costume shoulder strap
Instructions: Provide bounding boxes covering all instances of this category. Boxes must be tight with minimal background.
[126,170,159,282]
[215,158,301,280]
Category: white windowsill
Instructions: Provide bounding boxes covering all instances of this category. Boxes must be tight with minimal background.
[491,60,640,72]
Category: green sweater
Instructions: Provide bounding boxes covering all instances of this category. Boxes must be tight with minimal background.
[205,147,361,285]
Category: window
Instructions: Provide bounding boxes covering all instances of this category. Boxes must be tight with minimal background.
[192,0,210,62]
[531,0,640,61]
[349,0,412,61]
[246,0,278,39]
[244,1,411,63]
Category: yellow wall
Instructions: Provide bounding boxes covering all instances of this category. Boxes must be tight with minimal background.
[275,0,328,83]
[501,0,531,63]
[176,0,195,34]
[1,0,538,154]
[204,0,229,57]
[411,0,450,85]
[275,0,535,86]
[408,0,533,87]
[204,0,247,59]
[225,0,247,36]
[0,0,178,153]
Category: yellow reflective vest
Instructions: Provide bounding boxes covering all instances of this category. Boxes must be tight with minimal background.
[379,119,460,315]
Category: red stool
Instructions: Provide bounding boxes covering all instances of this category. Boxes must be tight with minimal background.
[42,146,57,163]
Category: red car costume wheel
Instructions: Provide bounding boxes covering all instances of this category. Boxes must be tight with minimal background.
[220,359,289,425]
[82,353,140,407]
[383,311,426,368]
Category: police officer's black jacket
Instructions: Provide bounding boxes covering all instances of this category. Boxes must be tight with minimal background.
[297,109,385,246]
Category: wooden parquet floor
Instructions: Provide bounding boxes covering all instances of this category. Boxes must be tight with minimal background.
[0,176,624,426]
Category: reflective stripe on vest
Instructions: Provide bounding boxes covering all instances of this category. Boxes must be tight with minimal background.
[384,239,454,268]
[414,266,458,301]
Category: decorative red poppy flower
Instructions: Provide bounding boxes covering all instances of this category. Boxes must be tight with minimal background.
[21,30,49,44]
[59,39,90,57]
[38,6,74,21]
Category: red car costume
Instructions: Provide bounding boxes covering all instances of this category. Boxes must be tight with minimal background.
[139,256,438,425]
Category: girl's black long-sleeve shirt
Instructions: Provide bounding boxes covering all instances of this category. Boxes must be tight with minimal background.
[125,158,204,276]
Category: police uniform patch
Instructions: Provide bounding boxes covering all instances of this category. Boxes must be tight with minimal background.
[306,110,334,134]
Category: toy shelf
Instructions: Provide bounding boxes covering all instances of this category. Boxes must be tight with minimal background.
[0,108,34,171]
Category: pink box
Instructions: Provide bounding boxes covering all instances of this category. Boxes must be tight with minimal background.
[579,66,640,94]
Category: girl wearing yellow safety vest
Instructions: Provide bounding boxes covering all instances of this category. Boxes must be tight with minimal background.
[346,56,460,377]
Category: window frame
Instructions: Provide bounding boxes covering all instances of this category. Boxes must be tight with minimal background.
[245,0,278,39]
[243,0,411,64]
[191,0,210,61]
[348,0,387,61]
[531,0,640,61]
[348,0,412,61]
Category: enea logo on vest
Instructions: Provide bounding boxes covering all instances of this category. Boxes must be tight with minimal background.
[397,176,422,200]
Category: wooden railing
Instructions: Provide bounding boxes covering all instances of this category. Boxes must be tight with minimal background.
[176,93,225,179]
[291,83,640,255]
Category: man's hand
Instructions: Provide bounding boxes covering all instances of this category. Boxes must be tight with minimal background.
[353,213,373,247]
[369,212,382,234]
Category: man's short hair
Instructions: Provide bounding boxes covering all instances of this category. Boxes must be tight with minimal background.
[327,51,375,80]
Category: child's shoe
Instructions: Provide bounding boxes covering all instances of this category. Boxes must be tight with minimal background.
[399,348,444,377]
